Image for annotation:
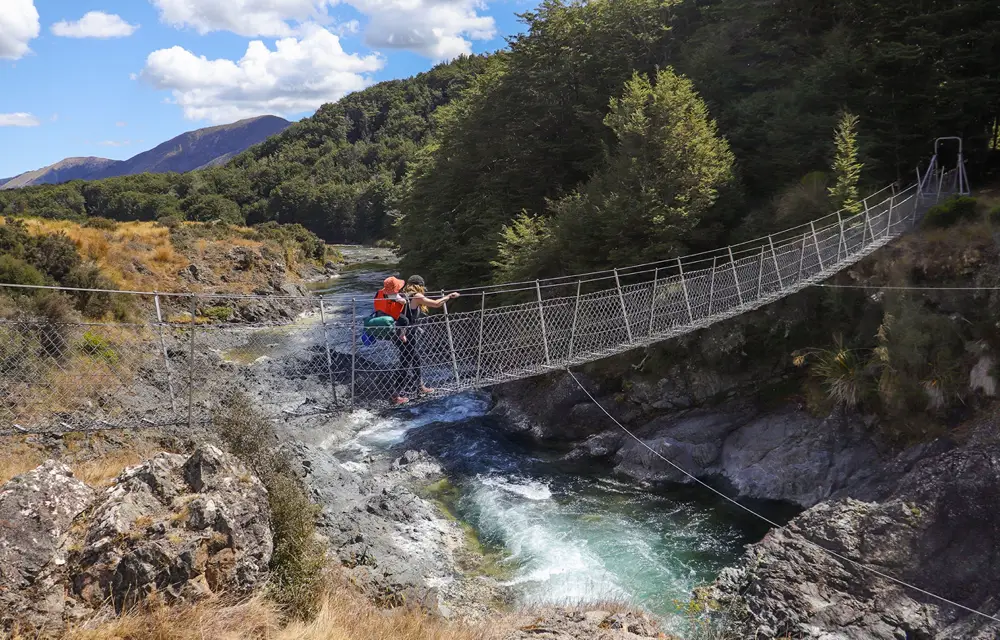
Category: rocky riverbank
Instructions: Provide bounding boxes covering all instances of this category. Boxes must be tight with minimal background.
[493,364,1000,639]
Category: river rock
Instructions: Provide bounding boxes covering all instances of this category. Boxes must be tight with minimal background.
[0,461,95,630]
[711,441,1000,639]
[71,445,272,613]
[503,607,666,639]
[611,406,881,507]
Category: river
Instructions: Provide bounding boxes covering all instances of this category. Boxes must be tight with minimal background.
[258,250,782,633]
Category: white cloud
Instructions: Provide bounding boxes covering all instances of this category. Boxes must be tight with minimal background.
[116,121,128,127]
[0,112,40,127]
[140,25,383,122]
[151,0,332,37]
[51,11,139,38]
[151,0,495,60]
[100,140,133,147]
[356,0,495,59]
[0,0,40,60]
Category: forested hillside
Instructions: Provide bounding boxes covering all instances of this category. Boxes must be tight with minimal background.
[399,0,1000,286]
[0,55,488,244]
[1,0,997,286]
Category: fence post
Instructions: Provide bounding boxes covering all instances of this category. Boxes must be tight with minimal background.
[351,298,357,404]
[755,246,765,299]
[862,198,873,245]
[767,236,784,290]
[647,267,659,336]
[836,211,845,262]
[442,296,461,385]
[187,296,196,430]
[153,293,177,415]
[707,256,717,315]
[728,247,744,307]
[911,170,922,223]
[318,296,338,406]
[475,292,486,385]
[810,221,825,271]
[568,280,581,360]
[534,280,552,366]
[677,258,694,324]
[885,194,896,238]
[614,269,634,343]
[797,234,807,282]
[936,168,944,203]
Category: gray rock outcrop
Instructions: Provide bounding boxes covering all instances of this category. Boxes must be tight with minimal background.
[0,461,95,629]
[711,439,1000,639]
[0,445,273,634]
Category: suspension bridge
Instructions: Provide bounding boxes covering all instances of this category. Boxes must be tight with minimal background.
[0,141,971,435]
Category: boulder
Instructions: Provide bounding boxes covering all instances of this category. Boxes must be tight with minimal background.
[71,445,272,613]
[610,406,881,507]
[712,442,1000,639]
[0,461,95,629]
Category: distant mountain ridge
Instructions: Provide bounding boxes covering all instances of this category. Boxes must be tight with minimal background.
[0,116,291,189]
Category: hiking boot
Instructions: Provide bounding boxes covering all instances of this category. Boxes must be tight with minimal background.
[391,396,410,405]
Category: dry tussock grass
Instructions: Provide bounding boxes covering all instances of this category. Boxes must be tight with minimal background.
[70,443,163,488]
[0,437,46,485]
[12,585,501,640]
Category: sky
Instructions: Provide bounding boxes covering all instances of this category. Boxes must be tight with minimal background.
[0,0,528,179]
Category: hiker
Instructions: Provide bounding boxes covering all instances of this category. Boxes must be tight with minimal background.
[391,275,459,405]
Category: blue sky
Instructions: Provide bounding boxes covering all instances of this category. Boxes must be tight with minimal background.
[0,0,529,179]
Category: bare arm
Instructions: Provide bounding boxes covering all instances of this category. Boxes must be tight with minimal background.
[412,292,460,309]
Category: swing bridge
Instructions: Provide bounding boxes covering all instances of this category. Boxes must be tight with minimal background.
[0,140,972,435]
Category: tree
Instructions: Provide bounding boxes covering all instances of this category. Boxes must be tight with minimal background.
[828,112,863,215]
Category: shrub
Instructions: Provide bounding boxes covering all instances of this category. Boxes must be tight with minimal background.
[0,255,48,289]
[30,292,80,359]
[921,196,978,229]
[213,393,326,619]
[202,305,233,323]
[26,232,82,282]
[78,330,119,365]
[157,215,183,229]
[988,205,1000,227]
[83,216,119,231]
[62,264,120,319]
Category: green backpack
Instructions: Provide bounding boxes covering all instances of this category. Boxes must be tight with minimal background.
[362,313,397,343]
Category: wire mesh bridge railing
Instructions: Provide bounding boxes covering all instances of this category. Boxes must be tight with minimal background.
[0,168,964,435]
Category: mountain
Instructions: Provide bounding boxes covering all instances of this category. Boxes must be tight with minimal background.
[0,157,119,190]
[0,116,291,190]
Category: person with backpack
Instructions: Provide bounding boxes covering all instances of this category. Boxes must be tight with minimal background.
[392,275,459,404]
[362,275,459,404]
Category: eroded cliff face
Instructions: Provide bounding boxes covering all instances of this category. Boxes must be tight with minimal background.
[711,429,1000,640]
[492,370,886,509]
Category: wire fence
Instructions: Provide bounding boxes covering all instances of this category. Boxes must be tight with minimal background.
[0,169,962,436]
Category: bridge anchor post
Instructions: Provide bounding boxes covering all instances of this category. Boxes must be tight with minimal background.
[443,293,462,385]
[707,257,717,315]
[810,221,825,272]
[648,267,659,337]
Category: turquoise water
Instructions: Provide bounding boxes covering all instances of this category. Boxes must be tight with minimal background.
[336,393,784,632]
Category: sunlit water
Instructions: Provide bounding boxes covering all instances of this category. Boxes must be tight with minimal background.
[332,392,780,631]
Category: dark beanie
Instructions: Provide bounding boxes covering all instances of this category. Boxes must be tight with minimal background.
[407,275,425,287]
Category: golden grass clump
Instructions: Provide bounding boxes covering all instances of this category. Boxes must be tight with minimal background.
[0,437,46,485]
